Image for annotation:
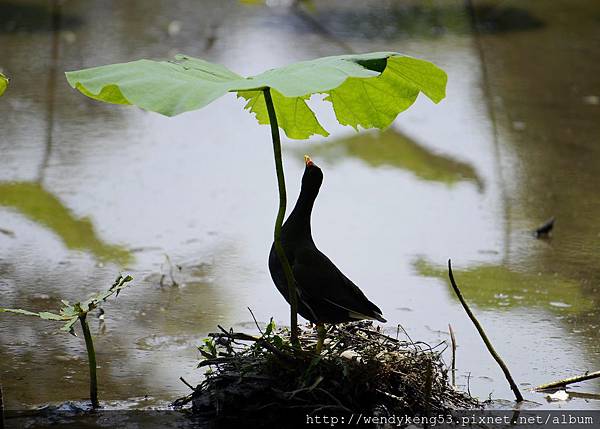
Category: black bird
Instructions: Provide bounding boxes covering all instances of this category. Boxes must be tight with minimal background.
[269,156,386,351]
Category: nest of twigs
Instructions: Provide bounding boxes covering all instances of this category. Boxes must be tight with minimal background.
[174,321,478,427]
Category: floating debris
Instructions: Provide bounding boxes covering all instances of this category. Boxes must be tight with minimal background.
[168,20,182,36]
[0,227,15,237]
[582,95,600,105]
[549,302,572,308]
[546,390,569,402]
[534,216,555,238]
[512,121,527,131]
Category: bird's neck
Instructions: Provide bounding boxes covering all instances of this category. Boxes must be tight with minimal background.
[285,187,317,238]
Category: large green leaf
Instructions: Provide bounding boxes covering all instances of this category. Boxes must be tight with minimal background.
[66,53,447,139]
[238,90,328,139]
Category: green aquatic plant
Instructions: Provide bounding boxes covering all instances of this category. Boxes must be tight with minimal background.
[65,52,447,344]
[0,73,8,96]
[0,274,133,408]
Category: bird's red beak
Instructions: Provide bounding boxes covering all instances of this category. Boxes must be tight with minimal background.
[304,155,314,167]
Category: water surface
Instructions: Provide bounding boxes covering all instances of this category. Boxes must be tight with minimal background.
[1,0,599,410]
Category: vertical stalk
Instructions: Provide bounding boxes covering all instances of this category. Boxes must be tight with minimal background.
[79,315,99,408]
[449,323,457,387]
[0,384,4,429]
[263,87,299,345]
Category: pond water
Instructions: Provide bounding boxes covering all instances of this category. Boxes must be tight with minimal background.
[1,0,599,411]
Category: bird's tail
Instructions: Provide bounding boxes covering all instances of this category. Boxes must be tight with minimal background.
[349,310,386,323]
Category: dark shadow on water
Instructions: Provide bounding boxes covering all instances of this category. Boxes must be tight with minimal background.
[472,4,544,34]
[277,2,544,41]
[0,2,82,33]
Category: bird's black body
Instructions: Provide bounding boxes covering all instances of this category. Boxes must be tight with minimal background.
[268,159,386,325]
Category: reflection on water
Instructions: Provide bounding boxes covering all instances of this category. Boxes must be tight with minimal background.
[414,258,594,315]
[0,253,232,407]
[0,1,82,33]
[0,182,131,264]
[470,4,543,34]
[285,0,543,41]
[294,128,483,189]
[1,0,600,412]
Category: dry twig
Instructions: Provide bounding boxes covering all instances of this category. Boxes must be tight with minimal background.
[535,370,600,391]
[448,259,523,402]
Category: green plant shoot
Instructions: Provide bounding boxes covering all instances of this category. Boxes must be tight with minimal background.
[65,52,447,345]
[0,274,133,408]
[0,73,9,97]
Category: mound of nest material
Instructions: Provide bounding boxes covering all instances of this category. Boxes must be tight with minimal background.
[175,321,478,427]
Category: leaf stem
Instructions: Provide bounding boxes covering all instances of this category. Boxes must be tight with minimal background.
[448,260,523,402]
[263,87,299,346]
[79,314,99,408]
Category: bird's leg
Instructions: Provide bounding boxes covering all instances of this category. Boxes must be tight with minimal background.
[315,323,326,354]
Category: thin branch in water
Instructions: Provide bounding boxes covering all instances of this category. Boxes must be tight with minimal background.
[396,324,415,345]
[179,376,196,391]
[466,371,472,397]
[247,307,264,336]
[448,259,523,402]
[449,323,457,387]
[535,370,600,391]
[161,254,180,287]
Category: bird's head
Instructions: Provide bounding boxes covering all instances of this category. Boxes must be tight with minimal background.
[302,155,323,192]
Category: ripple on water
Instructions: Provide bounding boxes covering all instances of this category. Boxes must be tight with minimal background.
[135,334,200,351]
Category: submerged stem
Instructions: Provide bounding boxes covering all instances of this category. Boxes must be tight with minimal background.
[80,315,99,408]
[0,384,4,429]
[263,88,299,346]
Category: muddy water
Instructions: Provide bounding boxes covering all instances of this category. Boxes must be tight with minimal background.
[0,0,599,410]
